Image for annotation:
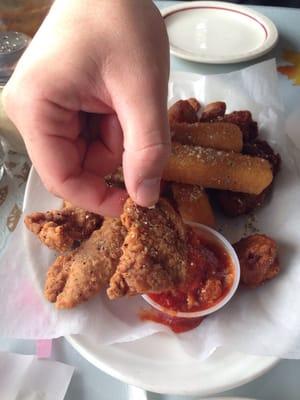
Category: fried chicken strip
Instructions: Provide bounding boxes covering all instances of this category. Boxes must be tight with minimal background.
[45,218,126,309]
[107,198,188,299]
[25,207,102,253]
[234,234,279,287]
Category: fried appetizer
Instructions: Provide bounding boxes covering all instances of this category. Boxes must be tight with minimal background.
[243,140,281,176]
[105,166,125,188]
[62,200,74,208]
[172,122,243,152]
[171,183,215,227]
[220,111,258,143]
[216,140,281,217]
[234,234,279,287]
[217,190,268,217]
[107,198,188,299]
[200,101,226,122]
[45,218,127,309]
[187,98,201,113]
[25,207,102,253]
[168,99,199,127]
[163,143,273,195]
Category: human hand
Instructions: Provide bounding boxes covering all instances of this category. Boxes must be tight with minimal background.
[3,0,170,216]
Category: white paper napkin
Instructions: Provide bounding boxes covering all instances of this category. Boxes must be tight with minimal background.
[0,351,74,400]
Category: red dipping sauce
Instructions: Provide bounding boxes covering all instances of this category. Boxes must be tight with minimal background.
[139,309,203,333]
[148,228,235,315]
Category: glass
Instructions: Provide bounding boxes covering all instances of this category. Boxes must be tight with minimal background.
[0,31,30,181]
[0,137,4,181]
[0,0,53,38]
[0,0,53,182]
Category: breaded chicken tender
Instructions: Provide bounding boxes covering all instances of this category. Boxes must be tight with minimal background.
[107,198,188,299]
[45,218,126,308]
[234,234,279,287]
[25,206,102,253]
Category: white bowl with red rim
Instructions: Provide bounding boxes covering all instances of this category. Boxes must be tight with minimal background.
[161,1,278,64]
[143,222,240,318]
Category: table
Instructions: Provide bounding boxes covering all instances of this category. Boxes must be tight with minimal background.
[1,2,300,399]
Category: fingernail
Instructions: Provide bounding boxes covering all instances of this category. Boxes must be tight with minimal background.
[136,178,161,207]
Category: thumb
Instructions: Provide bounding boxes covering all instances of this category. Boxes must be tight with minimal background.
[115,79,171,207]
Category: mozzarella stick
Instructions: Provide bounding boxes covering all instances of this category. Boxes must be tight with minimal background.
[163,143,273,195]
[172,122,243,152]
[171,183,215,227]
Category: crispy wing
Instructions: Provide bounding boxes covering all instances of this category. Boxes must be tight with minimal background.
[107,198,188,299]
[168,99,199,128]
[25,207,102,252]
[45,218,126,308]
[234,234,279,287]
[200,101,226,122]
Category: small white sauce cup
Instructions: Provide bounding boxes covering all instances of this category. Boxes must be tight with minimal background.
[142,222,240,318]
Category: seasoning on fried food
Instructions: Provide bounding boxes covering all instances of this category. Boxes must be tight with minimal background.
[107,198,188,299]
[171,183,215,227]
[25,207,102,253]
[172,122,243,152]
[163,143,273,195]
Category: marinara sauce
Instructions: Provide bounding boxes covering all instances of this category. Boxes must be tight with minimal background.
[139,309,203,333]
[141,228,235,332]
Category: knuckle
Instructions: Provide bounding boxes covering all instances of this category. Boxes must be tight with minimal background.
[2,77,33,121]
[43,179,60,197]
[2,84,15,117]
[137,141,171,162]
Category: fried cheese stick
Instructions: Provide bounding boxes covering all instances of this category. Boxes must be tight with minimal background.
[172,122,243,152]
[171,183,215,227]
[163,143,273,195]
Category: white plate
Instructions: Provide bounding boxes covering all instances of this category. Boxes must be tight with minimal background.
[162,1,278,64]
[23,167,278,396]
[66,333,277,396]
[201,398,256,400]
[23,64,283,396]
